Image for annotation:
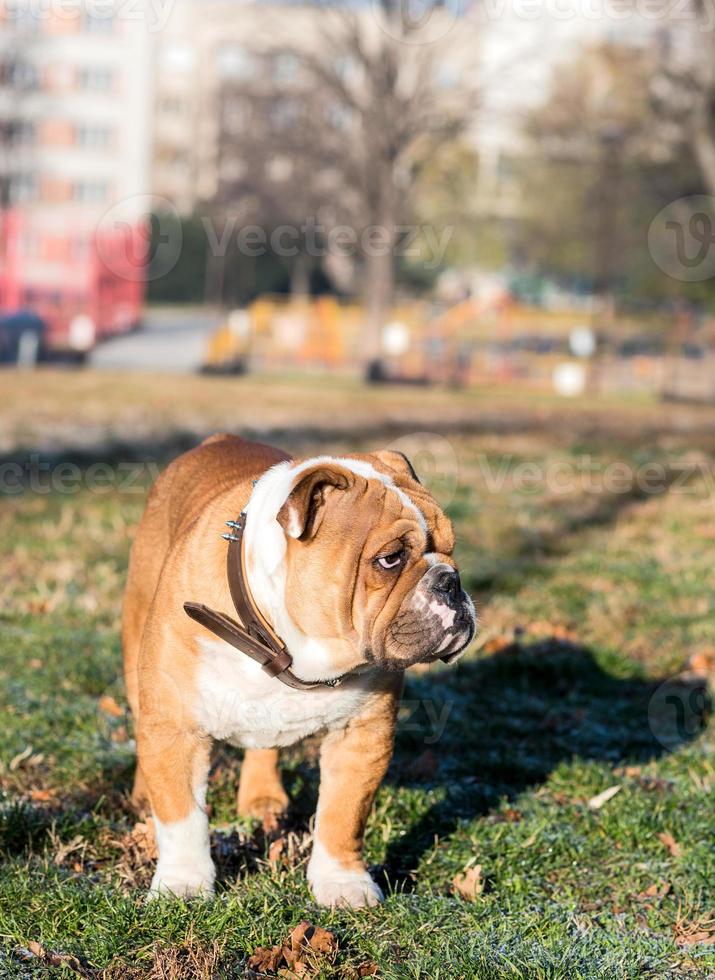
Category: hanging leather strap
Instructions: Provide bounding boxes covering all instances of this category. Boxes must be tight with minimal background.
[184,511,341,692]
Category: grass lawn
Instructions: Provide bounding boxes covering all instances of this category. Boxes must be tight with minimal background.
[0,371,714,979]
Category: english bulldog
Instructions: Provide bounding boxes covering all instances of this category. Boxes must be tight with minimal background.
[122,434,476,907]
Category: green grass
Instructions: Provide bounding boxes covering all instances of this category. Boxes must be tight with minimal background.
[0,374,714,978]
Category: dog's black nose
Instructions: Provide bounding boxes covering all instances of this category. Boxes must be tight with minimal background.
[434,567,461,602]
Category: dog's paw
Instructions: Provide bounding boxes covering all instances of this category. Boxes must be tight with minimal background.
[147,861,215,901]
[237,794,289,824]
[309,868,384,908]
[307,844,383,909]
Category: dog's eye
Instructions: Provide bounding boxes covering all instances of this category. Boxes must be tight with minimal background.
[377,551,403,570]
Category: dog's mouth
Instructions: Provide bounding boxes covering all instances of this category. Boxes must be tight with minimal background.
[380,599,477,671]
[435,612,477,664]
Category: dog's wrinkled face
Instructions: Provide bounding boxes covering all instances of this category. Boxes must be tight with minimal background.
[266,451,476,677]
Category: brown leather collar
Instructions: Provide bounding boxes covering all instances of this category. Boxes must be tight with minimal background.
[184,511,343,692]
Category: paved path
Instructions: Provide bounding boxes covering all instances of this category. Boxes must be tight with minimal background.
[90,308,224,373]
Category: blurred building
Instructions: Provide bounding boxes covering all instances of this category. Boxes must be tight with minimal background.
[152,0,308,212]
[0,0,152,263]
[0,0,153,351]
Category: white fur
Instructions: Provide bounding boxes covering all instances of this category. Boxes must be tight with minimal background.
[240,455,427,683]
[307,837,384,908]
[149,806,215,900]
[194,638,378,749]
[428,598,457,630]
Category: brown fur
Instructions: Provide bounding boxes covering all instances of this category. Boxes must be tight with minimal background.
[122,434,466,898]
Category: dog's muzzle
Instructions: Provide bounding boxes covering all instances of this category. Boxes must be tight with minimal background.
[383,562,477,669]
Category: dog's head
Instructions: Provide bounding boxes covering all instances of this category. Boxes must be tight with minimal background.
[245,451,476,682]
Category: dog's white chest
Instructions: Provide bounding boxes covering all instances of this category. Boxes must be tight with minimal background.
[193,639,374,748]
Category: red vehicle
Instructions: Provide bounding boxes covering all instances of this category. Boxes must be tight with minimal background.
[0,207,147,364]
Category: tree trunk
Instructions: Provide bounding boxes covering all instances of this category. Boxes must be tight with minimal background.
[364,245,394,360]
[362,191,396,379]
[289,253,311,299]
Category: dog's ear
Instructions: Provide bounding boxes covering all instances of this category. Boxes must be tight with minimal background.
[371,449,421,485]
[371,449,455,556]
[277,465,352,540]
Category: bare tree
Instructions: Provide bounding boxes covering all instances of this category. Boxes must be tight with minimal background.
[651,10,715,196]
[215,0,480,373]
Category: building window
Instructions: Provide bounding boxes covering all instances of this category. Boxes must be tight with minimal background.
[9,173,38,204]
[269,99,299,130]
[75,123,112,148]
[72,180,109,203]
[77,66,114,93]
[216,44,252,81]
[222,102,247,134]
[272,52,299,84]
[10,120,36,146]
[160,42,195,73]
[8,61,39,91]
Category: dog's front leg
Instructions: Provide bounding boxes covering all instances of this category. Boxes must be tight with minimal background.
[138,723,215,900]
[308,682,400,908]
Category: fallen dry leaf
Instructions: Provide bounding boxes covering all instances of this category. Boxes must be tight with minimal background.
[248,944,284,974]
[679,932,715,945]
[127,819,157,859]
[658,832,682,857]
[18,940,85,975]
[356,962,379,977]
[587,785,621,810]
[637,881,671,901]
[98,695,123,718]
[452,865,483,900]
[505,808,522,822]
[247,921,338,977]
[28,788,55,802]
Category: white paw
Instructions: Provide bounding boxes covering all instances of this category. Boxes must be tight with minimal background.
[308,866,384,908]
[148,861,215,901]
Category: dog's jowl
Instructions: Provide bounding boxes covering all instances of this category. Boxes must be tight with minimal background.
[122,435,476,907]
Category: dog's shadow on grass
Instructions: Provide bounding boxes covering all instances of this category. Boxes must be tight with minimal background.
[3,637,707,898]
[379,637,710,891]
